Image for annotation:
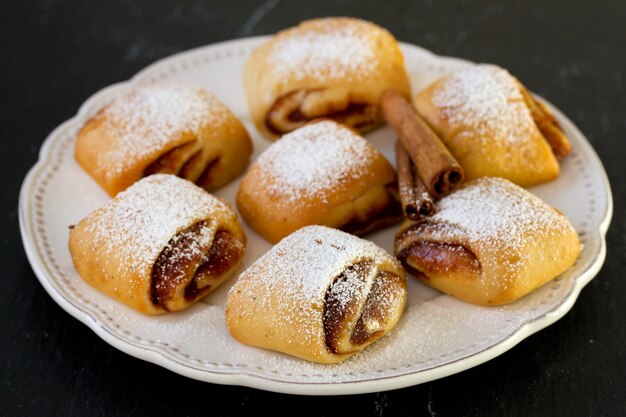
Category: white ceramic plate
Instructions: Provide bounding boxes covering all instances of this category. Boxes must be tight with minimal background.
[19,37,612,395]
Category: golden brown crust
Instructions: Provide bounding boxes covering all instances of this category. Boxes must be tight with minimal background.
[225,226,407,364]
[75,83,252,196]
[394,178,580,305]
[236,120,400,243]
[244,17,411,139]
[413,65,562,187]
[69,175,247,315]
[518,85,573,159]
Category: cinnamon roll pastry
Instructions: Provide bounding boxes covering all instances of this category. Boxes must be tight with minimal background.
[69,174,246,315]
[244,17,411,139]
[236,120,402,243]
[395,177,580,306]
[75,83,253,196]
[226,226,407,364]
[414,64,572,187]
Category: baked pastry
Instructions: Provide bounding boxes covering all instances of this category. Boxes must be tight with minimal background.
[414,64,572,187]
[75,83,253,196]
[226,225,407,364]
[395,177,580,305]
[244,17,411,139]
[236,120,402,243]
[69,174,246,314]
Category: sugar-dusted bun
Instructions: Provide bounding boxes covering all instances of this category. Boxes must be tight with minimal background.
[75,83,252,196]
[414,64,570,187]
[244,17,411,139]
[236,120,402,243]
[395,177,580,305]
[69,174,246,314]
[226,225,407,364]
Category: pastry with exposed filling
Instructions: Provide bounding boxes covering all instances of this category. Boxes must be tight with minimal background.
[244,17,411,139]
[69,174,246,314]
[75,83,252,196]
[395,177,580,305]
[236,120,402,243]
[226,225,407,364]
[414,64,572,187]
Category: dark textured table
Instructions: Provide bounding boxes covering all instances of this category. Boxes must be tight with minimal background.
[3,1,625,415]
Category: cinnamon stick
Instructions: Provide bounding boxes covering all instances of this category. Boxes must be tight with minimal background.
[395,139,435,220]
[382,90,464,199]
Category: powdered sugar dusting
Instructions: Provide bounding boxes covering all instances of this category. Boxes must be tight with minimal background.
[326,262,374,310]
[113,304,235,355]
[34,35,602,388]
[432,65,535,146]
[82,174,229,281]
[229,226,400,347]
[425,177,575,282]
[226,298,524,379]
[269,18,379,83]
[254,121,379,203]
[152,222,213,295]
[95,83,229,177]
[107,287,547,381]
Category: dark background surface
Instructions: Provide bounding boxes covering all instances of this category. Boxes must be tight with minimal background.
[2,1,625,416]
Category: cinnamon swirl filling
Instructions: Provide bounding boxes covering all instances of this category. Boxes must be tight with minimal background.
[143,141,198,177]
[395,223,481,281]
[323,261,405,354]
[143,141,221,188]
[339,183,403,237]
[151,223,244,310]
[265,89,379,135]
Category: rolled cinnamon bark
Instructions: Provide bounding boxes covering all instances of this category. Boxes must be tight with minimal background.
[382,90,464,199]
[395,139,435,220]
